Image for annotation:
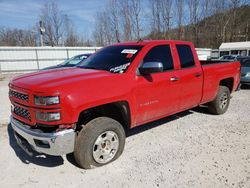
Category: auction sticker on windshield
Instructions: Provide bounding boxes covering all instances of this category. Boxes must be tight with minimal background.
[121,49,138,54]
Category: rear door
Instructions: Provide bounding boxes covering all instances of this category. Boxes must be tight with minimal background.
[134,44,181,124]
[175,44,203,110]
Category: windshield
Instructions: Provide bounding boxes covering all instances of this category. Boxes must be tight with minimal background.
[241,59,250,67]
[60,54,90,66]
[78,45,143,73]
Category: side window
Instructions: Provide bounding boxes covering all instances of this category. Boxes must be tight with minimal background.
[176,45,195,68]
[143,45,174,71]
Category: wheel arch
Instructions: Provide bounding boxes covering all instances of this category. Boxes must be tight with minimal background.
[76,101,131,131]
[219,77,234,93]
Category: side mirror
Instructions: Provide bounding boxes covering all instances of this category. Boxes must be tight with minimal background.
[139,62,163,75]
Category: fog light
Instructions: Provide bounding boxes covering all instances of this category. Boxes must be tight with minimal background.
[34,139,50,148]
[36,111,61,122]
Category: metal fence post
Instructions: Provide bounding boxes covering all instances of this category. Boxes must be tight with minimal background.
[0,63,3,79]
[0,49,2,75]
[0,61,2,75]
[66,48,69,59]
[35,49,40,70]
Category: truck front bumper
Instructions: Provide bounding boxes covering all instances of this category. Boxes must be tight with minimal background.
[11,117,75,156]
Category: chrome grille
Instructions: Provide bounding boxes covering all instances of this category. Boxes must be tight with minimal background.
[9,89,29,102]
[13,105,31,121]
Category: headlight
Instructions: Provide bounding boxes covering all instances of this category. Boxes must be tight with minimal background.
[34,96,59,105]
[246,73,250,77]
[36,111,61,122]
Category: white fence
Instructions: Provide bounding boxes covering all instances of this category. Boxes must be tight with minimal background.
[0,46,101,73]
[0,46,219,73]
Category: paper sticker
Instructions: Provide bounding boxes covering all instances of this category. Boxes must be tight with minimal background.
[110,63,131,73]
[121,49,138,54]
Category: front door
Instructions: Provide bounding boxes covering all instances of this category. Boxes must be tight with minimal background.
[133,45,181,125]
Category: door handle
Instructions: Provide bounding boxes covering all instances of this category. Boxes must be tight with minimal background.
[194,73,202,77]
[170,77,180,81]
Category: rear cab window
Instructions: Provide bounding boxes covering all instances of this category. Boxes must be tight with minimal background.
[176,45,195,68]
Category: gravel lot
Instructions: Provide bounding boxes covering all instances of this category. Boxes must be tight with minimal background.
[0,79,10,125]
[0,76,250,188]
[0,74,20,125]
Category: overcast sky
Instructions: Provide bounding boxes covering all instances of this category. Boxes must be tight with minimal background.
[0,0,111,38]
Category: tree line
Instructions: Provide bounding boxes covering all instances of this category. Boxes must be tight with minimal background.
[0,0,249,48]
[0,2,91,47]
[94,0,250,48]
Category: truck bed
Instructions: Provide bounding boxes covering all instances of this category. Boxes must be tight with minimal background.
[200,60,239,66]
[200,60,241,104]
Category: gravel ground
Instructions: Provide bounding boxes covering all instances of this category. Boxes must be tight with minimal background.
[0,74,20,125]
[0,77,250,188]
[0,81,10,125]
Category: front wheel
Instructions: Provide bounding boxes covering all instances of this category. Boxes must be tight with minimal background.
[208,86,230,115]
[74,117,125,169]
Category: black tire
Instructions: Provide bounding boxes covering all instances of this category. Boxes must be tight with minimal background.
[74,117,126,169]
[208,86,230,115]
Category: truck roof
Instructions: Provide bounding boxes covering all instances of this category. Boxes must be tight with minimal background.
[113,40,193,46]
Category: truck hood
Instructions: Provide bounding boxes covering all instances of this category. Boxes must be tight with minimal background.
[10,68,113,91]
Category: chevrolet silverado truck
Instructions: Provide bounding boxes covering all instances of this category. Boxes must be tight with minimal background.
[9,40,241,169]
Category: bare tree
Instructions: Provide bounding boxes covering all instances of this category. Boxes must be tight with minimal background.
[93,13,104,46]
[149,0,172,39]
[208,0,228,45]
[40,2,69,46]
[202,0,213,25]
[117,0,143,40]
[63,15,81,46]
[119,0,133,41]
[93,0,123,45]
[93,12,105,46]
[161,0,172,39]
[130,0,142,39]
[175,0,184,40]
[150,0,161,39]
[0,27,36,46]
[187,0,202,45]
[228,0,242,41]
[96,3,250,59]
[93,10,114,46]
[109,0,121,42]
[0,28,16,46]
[93,0,143,44]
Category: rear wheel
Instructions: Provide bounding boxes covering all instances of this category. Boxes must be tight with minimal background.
[74,117,125,169]
[208,86,230,115]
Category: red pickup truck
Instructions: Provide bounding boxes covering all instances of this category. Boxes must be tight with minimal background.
[9,40,240,169]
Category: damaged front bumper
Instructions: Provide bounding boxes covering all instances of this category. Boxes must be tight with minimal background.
[10,116,75,156]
